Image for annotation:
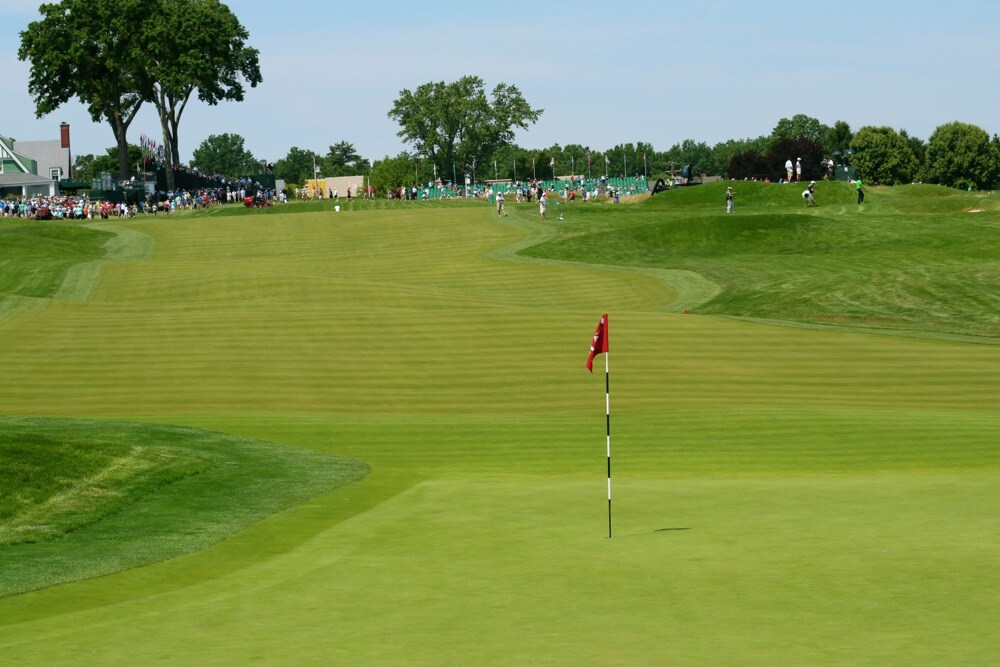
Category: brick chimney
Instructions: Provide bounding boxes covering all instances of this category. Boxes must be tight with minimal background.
[60,122,71,178]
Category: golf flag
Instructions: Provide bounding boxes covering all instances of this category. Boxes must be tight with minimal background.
[586,313,613,538]
[586,314,609,372]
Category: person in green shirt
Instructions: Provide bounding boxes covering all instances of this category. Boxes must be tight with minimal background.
[856,178,865,204]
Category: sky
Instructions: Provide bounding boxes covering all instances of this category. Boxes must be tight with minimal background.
[1,0,998,165]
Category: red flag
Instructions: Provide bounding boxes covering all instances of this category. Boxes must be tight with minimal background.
[586,314,609,372]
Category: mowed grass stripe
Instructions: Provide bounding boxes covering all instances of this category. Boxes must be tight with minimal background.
[3,301,996,417]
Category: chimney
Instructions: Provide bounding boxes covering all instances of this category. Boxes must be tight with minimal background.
[60,122,71,179]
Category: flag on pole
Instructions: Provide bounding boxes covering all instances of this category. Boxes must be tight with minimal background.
[586,313,613,539]
[586,314,609,372]
[604,154,610,165]
[550,157,555,167]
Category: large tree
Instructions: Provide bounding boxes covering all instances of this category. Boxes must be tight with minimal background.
[850,126,919,185]
[139,0,261,188]
[924,121,999,190]
[274,147,321,186]
[19,0,260,185]
[322,141,369,176]
[369,152,423,193]
[388,76,542,181]
[770,114,832,148]
[191,133,259,178]
[19,0,147,179]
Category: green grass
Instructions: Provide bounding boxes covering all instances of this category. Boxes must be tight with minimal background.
[520,181,1000,338]
[0,192,997,663]
[0,417,367,597]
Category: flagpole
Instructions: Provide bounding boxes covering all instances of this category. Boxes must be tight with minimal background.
[586,313,611,539]
[605,350,612,539]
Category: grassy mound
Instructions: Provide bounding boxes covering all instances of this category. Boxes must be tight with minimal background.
[0,417,368,597]
[0,222,113,301]
[520,181,1000,338]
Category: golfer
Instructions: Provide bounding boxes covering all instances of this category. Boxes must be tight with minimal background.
[725,186,734,213]
[802,182,817,207]
[496,191,506,216]
[856,177,865,204]
[539,192,547,219]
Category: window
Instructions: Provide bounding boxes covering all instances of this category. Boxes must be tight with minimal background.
[50,167,61,180]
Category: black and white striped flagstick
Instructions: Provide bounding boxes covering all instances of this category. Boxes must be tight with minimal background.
[604,350,613,539]
[587,313,611,538]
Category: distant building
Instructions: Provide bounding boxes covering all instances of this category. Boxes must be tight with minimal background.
[0,123,72,197]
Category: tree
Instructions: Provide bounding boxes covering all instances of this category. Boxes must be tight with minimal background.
[368,152,421,193]
[322,141,368,176]
[191,133,259,178]
[726,150,769,180]
[766,138,825,182]
[770,114,831,148]
[274,147,321,185]
[849,126,919,185]
[825,120,854,155]
[898,129,927,177]
[924,121,999,190]
[139,0,261,187]
[19,0,260,184]
[388,76,542,181]
[19,0,147,179]
[73,145,143,185]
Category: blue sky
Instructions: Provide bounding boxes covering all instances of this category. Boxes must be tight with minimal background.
[2,0,998,164]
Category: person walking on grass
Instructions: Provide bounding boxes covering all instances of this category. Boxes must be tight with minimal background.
[856,177,865,204]
[802,181,817,207]
[726,186,734,213]
[496,191,506,217]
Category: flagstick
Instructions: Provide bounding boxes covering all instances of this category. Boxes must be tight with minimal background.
[605,351,612,539]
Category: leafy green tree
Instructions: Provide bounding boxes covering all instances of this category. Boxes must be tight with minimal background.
[711,137,768,177]
[322,141,368,176]
[770,114,832,148]
[825,120,854,154]
[388,76,542,181]
[19,0,147,179]
[140,0,261,187]
[898,129,927,177]
[924,121,999,190]
[191,133,259,178]
[660,140,714,179]
[850,126,919,185]
[274,147,321,185]
[73,145,143,184]
[369,152,421,193]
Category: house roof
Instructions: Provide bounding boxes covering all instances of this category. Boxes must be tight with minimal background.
[0,172,57,186]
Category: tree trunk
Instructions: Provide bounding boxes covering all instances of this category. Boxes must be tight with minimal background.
[158,110,174,191]
[111,111,131,181]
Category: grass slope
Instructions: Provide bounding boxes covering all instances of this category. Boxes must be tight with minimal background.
[0,417,368,597]
[0,194,997,663]
[520,181,1000,338]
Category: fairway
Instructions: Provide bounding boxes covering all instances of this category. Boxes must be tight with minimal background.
[1,196,998,663]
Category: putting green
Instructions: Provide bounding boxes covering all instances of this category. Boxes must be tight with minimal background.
[0,199,997,663]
